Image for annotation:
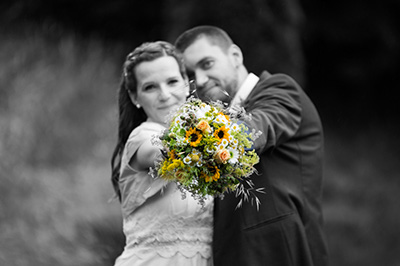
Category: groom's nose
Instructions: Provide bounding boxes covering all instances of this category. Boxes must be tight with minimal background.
[194,69,209,88]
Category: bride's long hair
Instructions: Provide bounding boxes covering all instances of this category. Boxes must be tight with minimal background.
[111,41,187,200]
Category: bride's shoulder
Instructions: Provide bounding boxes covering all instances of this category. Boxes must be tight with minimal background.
[128,121,165,140]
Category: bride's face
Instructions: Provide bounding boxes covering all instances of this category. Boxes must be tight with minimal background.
[131,56,188,125]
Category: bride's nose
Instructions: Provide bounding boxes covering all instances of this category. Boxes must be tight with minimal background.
[158,85,172,101]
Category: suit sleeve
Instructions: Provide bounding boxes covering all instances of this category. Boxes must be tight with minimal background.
[244,74,302,154]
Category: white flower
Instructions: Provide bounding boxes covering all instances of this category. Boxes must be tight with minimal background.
[174,117,185,128]
[230,123,240,132]
[217,143,225,150]
[228,148,240,164]
[195,104,211,119]
[183,156,192,165]
[215,114,229,125]
[206,146,215,154]
[174,135,187,146]
[220,138,229,147]
[192,149,201,156]
[231,138,239,147]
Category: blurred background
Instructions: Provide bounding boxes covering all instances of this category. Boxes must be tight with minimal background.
[1,0,399,265]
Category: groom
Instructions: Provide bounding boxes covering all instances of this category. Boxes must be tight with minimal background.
[175,26,328,266]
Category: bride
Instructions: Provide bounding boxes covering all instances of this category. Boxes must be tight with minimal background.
[111,41,213,266]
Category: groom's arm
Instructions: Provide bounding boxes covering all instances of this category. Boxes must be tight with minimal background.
[243,74,302,154]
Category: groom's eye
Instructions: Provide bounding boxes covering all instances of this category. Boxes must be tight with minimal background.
[202,60,214,70]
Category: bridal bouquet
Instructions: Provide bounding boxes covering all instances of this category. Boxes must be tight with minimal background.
[151,97,263,208]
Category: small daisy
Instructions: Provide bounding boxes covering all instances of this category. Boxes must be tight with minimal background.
[176,136,187,146]
[230,123,240,132]
[183,156,192,165]
[215,113,229,125]
[231,138,239,146]
[174,117,183,127]
[217,143,225,150]
[206,146,215,154]
[220,138,229,147]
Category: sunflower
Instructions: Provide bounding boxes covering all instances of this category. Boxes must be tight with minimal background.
[213,125,230,144]
[185,127,202,147]
[200,165,220,182]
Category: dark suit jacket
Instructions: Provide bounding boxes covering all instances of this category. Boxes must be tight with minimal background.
[213,71,328,266]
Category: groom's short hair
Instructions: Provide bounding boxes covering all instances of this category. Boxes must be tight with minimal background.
[175,25,233,53]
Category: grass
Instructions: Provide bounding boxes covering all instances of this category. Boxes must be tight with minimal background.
[1,24,399,266]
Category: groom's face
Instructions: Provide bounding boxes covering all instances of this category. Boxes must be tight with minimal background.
[182,37,239,104]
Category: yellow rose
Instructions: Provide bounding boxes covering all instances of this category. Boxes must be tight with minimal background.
[214,148,231,164]
[196,120,212,134]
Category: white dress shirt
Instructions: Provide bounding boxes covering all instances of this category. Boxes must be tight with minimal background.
[230,73,260,107]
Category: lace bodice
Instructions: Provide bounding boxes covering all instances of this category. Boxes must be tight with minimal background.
[116,122,213,262]
[121,182,213,259]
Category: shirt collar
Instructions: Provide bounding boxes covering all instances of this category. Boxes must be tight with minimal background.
[230,73,259,106]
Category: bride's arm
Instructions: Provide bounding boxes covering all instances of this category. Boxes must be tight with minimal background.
[120,130,167,216]
[129,136,161,171]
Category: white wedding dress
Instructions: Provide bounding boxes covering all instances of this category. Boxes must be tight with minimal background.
[114,121,214,266]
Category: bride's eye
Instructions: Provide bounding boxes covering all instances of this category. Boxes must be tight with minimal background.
[143,84,156,91]
[168,78,180,86]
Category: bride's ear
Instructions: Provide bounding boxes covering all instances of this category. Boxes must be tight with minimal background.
[128,90,141,109]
